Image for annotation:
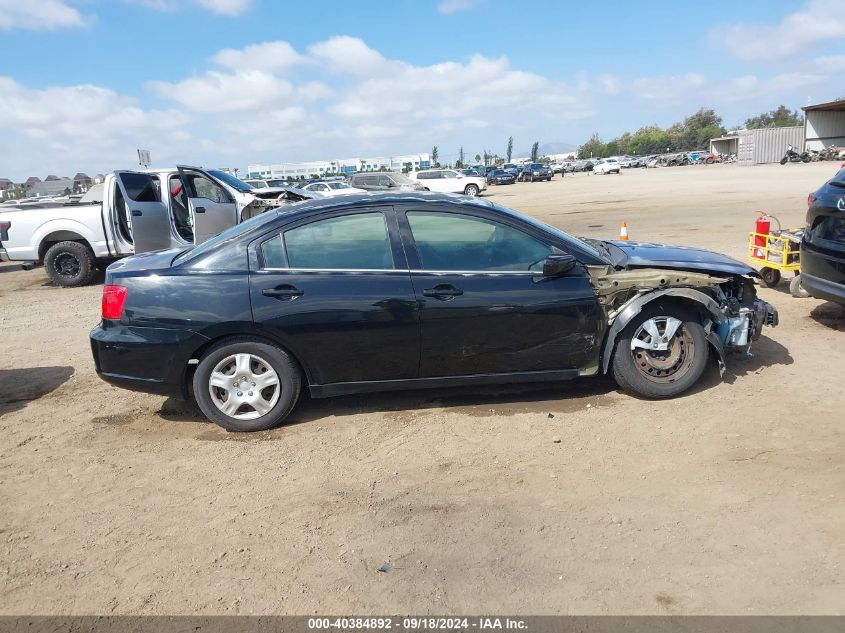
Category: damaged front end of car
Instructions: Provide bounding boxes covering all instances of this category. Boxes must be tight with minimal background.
[587,266,779,377]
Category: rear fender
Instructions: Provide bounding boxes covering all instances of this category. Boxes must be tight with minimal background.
[600,288,725,374]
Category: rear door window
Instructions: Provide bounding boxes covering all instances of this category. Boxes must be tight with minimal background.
[264,212,395,270]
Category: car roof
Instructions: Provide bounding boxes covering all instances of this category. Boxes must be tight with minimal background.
[277,191,494,216]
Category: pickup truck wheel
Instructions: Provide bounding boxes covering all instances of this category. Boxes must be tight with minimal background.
[612,305,709,399]
[44,241,97,287]
[193,338,301,432]
[463,184,479,197]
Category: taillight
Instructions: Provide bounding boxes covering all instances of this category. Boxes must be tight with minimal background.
[0,220,10,241]
[807,193,816,207]
[102,285,127,320]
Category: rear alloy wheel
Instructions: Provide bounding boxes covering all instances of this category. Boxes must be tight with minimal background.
[464,184,479,197]
[612,306,709,399]
[44,241,97,287]
[193,338,300,432]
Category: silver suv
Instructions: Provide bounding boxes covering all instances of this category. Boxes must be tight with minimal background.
[349,172,425,192]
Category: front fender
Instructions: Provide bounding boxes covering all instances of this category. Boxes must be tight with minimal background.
[600,288,725,374]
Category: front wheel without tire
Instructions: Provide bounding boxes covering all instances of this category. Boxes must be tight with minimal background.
[44,241,97,287]
[612,306,709,399]
[193,338,301,432]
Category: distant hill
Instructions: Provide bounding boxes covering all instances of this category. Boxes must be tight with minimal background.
[514,142,578,158]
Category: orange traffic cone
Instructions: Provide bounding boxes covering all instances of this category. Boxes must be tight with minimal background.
[619,221,629,241]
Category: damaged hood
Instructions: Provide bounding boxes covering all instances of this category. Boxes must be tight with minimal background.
[608,240,757,277]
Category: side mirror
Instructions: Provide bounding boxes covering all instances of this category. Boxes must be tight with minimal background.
[543,253,577,277]
[457,174,464,179]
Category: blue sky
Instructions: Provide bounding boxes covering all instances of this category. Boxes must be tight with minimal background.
[1,0,844,180]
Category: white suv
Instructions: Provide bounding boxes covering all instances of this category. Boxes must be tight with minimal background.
[593,158,621,175]
[409,169,487,197]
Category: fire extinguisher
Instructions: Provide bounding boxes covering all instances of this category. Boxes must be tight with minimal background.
[754,211,771,258]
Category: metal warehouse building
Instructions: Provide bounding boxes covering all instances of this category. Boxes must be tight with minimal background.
[803,99,845,150]
[709,126,804,165]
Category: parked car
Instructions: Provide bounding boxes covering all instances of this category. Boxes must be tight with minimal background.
[89,192,778,431]
[800,167,845,304]
[593,158,621,175]
[518,163,554,182]
[408,169,487,197]
[486,169,516,185]
[502,163,521,178]
[459,169,480,177]
[349,172,426,192]
[302,181,367,196]
[0,168,316,287]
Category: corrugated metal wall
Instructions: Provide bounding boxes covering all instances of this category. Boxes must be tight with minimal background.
[736,126,804,165]
[805,110,845,149]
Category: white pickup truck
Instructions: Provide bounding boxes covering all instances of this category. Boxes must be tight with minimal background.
[0,167,314,286]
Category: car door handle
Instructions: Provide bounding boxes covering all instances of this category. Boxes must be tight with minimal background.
[262,285,303,300]
[131,210,142,216]
[422,284,463,300]
[194,206,206,213]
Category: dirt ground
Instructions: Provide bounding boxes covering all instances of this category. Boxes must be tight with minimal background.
[1,162,843,615]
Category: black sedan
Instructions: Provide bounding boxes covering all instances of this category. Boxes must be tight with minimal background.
[91,187,777,432]
[486,169,516,185]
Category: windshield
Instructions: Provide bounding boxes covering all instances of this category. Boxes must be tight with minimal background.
[328,182,350,190]
[208,169,254,193]
[247,180,267,188]
[174,211,279,263]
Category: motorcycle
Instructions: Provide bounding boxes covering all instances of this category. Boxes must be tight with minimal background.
[780,145,811,164]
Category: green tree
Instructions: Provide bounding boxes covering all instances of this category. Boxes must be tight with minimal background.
[578,133,606,159]
[506,136,514,162]
[745,105,803,129]
[678,108,724,149]
[530,141,540,162]
[474,153,481,164]
[431,146,439,167]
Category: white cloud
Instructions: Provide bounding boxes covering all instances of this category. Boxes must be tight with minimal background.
[0,77,193,178]
[631,73,706,102]
[0,0,88,31]
[815,55,845,72]
[212,41,305,72]
[126,0,252,15]
[150,70,300,114]
[308,36,389,75]
[196,0,252,16]
[437,0,484,14]
[711,0,845,60]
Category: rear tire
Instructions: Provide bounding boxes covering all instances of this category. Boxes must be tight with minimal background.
[760,266,781,287]
[44,241,97,287]
[193,338,301,432]
[790,274,810,298]
[780,157,788,165]
[612,304,709,399]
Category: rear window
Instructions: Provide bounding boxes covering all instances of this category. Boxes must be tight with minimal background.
[174,211,280,263]
[808,216,845,246]
[829,169,845,186]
